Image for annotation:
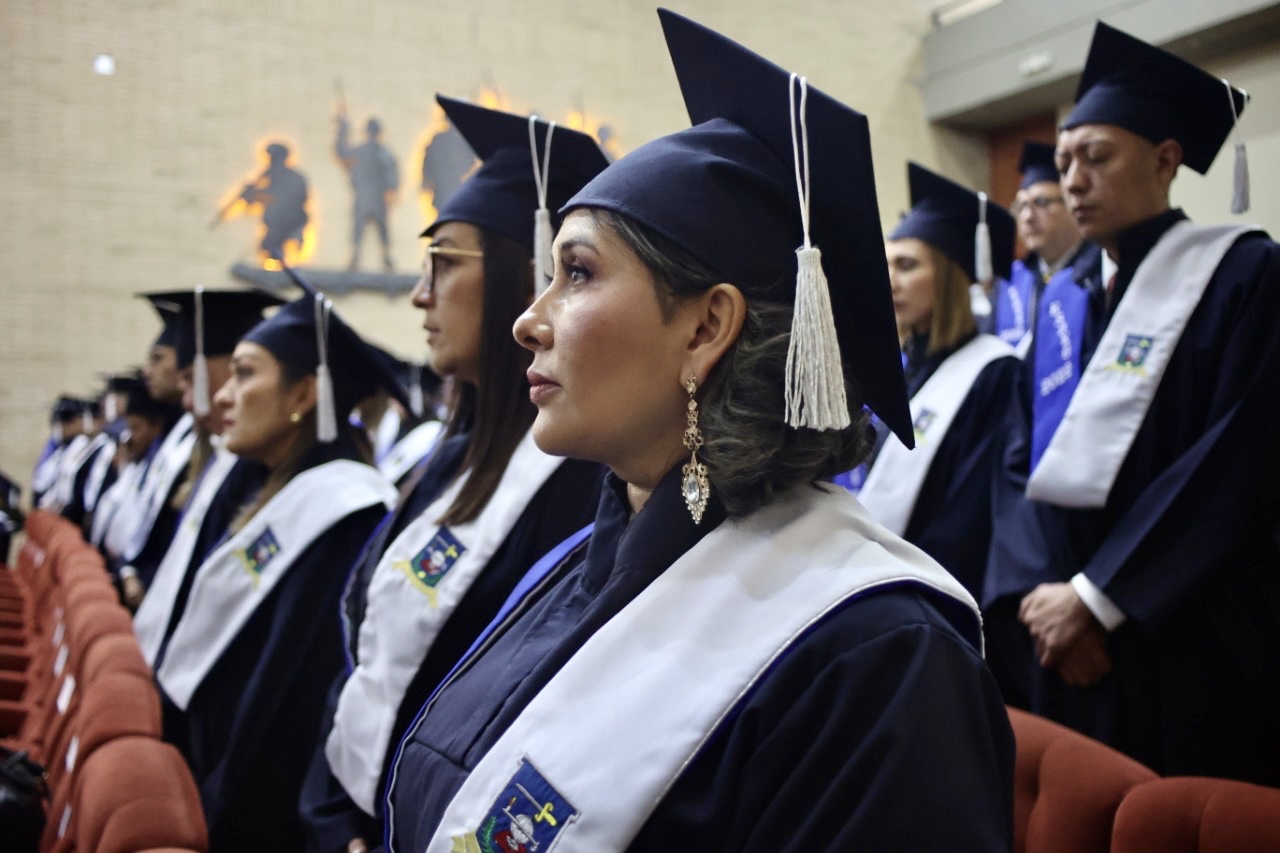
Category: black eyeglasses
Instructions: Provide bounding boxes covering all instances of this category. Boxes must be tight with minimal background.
[1012,195,1065,217]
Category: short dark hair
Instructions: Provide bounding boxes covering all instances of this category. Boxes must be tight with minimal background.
[588,209,874,517]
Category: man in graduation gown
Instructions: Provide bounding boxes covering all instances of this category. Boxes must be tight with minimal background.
[32,396,89,505]
[984,21,1280,785]
[995,141,1100,353]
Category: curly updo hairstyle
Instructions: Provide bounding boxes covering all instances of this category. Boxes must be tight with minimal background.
[587,209,874,518]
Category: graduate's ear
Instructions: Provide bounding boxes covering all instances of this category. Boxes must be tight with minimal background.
[284,372,319,418]
[683,283,747,382]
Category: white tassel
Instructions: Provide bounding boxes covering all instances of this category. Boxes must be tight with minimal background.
[314,295,338,443]
[53,422,63,443]
[529,115,556,296]
[1232,141,1250,215]
[785,245,851,430]
[192,285,210,416]
[315,364,338,443]
[974,192,993,284]
[192,354,210,417]
[533,207,554,295]
[104,394,118,422]
[82,408,93,432]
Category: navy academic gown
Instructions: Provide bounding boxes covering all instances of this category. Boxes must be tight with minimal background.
[984,209,1280,784]
[171,440,387,853]
[869,333,1019,599]
[300,432,604,853]
[387,467,1014,851]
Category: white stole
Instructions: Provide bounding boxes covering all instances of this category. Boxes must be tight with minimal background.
[134,448,239,667]
[39,435,92,510]
[377,420,445,485]
[420,484,979,853]
[858,334,1012,535]
[328,429,564,814]
[82,436,118,512]
[123,414,197,561]
[32,444,66,496]
[156,460,395,709]
[94,460,143,551]
[1027,222,1255,508]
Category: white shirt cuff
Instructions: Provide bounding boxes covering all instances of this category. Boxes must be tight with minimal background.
[1070,573,1126,631]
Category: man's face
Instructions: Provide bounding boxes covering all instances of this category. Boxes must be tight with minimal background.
[1013,180,1080,266]
[1056,124,1178,249]
[144,344,181,404]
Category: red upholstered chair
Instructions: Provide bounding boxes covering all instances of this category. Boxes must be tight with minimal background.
[1110,776,1280,853]
[55,736,208,853]
[1008,707,1158,853]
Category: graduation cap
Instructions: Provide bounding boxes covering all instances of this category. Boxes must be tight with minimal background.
[99,369,143,422]
[430,96,611,292]
[139,292,183,349]
[241,292,411,444]
[369,346,442,419]
[890,163,1016,285]
[116,376,170,421]
[1019,141,1060,189]
[562,9,910,444]
[1064,21,1251,210]
[50,396,85,424]
[144,288,285,416]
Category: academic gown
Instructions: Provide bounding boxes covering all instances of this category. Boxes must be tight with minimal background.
[171,440,388,853]
[387,467,1014,851]
[866,333,1019,599]
[300,432,604,853]
[984,209,1280,784]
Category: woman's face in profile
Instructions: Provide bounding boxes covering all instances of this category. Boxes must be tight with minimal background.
[215,342,305,464]
[410,221,486,385]
[513,209,691,482]
[886,238,937,337]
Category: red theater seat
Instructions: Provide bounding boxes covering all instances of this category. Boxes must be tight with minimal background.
[1009,707,1157,853]
[1111,776,1280,853]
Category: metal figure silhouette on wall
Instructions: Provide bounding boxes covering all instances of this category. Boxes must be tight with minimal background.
[420,122,475,214]
[212,142,309,263]
[334,85,400,272]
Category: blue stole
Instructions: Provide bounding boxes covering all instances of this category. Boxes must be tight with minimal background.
[835,353,907,494]
[1030,271,1091,472]
[995,263,1037,346]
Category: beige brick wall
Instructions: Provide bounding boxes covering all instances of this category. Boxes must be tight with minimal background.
[0,0,986,493]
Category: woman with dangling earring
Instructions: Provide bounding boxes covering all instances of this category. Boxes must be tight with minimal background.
[153,290,403,853]
[300,99,609,853]
[383,11,1013,853]
[846,163,1020,601]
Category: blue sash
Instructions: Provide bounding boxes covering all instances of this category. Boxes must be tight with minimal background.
[1030,272,1090,472]
[835,353,907,494]
[995,262,1037,346]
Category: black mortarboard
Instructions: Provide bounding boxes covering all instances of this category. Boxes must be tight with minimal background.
[1064,22,1248,175]
[890,163,1016,283]
[241,292,411,442]
[118,376,169,420]
[51,396,84,424]
[371,346,442,419]
[148,289,285,369]
[429,96,611,287]
[1019,141,1060,189]
[139,292,183,349]
[563,9,911,445]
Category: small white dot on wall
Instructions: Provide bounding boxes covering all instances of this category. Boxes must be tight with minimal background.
[93,55,116,76]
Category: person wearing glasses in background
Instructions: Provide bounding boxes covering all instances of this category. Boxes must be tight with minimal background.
[994,142,1101,356]
[300,98,608,853]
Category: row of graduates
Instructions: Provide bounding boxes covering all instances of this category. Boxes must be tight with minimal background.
[25,9,1280,852]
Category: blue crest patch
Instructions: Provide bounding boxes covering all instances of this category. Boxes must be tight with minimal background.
[235,527,281,584]
[912,409,937,444]
[467,758,578,853]
[1114,334,1154,372]
[396,527,466,604]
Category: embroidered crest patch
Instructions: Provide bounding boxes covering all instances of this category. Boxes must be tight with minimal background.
[395,527,466,606]
[459,758,579,853]
[1112,334,1154,373]
[235,527,280,585]
[912,409,937,444]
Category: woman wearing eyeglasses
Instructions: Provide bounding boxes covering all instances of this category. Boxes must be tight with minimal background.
[300,98,609,853]
[384,12,1012,852]
[845,163,1020,603]
[154,292,404,853]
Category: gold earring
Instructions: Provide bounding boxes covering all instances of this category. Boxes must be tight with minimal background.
[289,411,302,424]
[681,375,710,524]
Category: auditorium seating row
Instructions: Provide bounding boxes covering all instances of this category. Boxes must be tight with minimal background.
[1010,707,1280,852]
[0,510,207,853]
